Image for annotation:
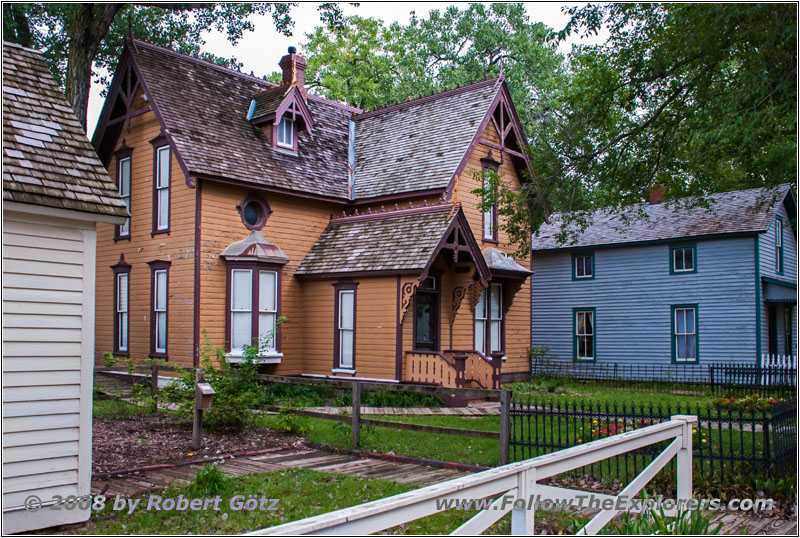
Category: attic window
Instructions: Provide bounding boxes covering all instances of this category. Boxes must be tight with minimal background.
[277,117,294,148]
[238,193,271,231]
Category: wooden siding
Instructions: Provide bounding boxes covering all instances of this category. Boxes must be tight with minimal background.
[198,182,335,373]
[532,237,759,365]
[2,210,95,532]
[299,276,397,380]
[758,203,798,359]
[95,110,196,366]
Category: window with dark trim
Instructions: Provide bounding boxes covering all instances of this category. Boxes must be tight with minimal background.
[111,256,131,356]
[573,308,595,362]
[114,144,133,240]
[671,304,698,363]
[481,160,499,243]
[226,262,282,357]
[776,216,784,274]
[148,260,170,358]
[670,244,696,274]
[151,135,170,235]
[238,193,271,231]
[475,283,504,355]
[572,252,594,280]
[333,281,358,371]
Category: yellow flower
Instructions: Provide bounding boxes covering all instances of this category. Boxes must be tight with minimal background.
[692,429,697,434]
[188,452,194,456]
[593,420,598,424]
[702,439,707,443]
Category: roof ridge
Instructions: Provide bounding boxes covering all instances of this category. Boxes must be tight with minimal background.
[331,200,452,224]
[131,38,362,114]
[353,78,500,120]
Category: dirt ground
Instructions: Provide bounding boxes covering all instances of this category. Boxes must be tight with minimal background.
[92,413,300,474]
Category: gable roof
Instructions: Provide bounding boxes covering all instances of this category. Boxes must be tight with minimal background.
[533,184,796,251]
[296,203,490,284]
[94,40,357,200]
[2,42,128,219]
[352,80,501,200]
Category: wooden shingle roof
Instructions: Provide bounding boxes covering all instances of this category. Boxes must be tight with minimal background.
[296,206,455,276]
[2,42,128,218]
[353,80,500,200]
[127,40,356,199]
[533,185,796,251]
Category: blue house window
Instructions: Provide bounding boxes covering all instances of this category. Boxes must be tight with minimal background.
[670,244,696,274]
[573,308,595,361]
[572,253,594,280]
[775,216,784,274]
[671,305,698,363]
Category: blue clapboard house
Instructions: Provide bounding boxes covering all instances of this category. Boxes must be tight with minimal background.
[531,185,796,372]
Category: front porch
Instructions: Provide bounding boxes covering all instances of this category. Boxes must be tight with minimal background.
[403,350,504,390]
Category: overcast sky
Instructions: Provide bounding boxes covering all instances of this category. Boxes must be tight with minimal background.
[87,2,600,135]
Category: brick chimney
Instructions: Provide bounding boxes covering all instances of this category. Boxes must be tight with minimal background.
[279,46,306,98]
[648,185,666,204]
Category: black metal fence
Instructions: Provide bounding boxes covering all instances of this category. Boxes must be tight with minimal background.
[530,359,797,397]
[509,398,796,481]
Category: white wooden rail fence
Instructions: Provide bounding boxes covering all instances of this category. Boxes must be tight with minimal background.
[248,415,698,536]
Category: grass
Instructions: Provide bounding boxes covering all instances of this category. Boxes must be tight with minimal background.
[75,467,529,535]
[256,413,502,467]
[509,377,718,408]
[93,398,150,419]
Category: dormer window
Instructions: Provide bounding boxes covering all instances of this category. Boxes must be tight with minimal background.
[277,116,294,148]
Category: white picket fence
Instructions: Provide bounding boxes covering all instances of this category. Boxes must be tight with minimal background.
[248,415,698,536]
[762,353,796,369]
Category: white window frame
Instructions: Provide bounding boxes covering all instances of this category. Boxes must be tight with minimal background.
[277,116,294,148]
[118,157,131,236]
[116,272,129,352]
[672,247,694,273]
[575,310,594,361]
[153,269,167,354]
[475,284,504,356]
[156,146,170,231]
[338,290,355,369]
[230,269,253,356]
[575,255,593,279]
[258,270,278,352]
[673,307,697,362]
[482,175,496,240]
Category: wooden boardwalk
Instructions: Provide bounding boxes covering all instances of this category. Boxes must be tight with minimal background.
[91,447,469,498]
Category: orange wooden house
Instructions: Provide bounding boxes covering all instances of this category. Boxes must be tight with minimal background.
[92,40,534,388]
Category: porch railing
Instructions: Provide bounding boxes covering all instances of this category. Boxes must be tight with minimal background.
[403,350,502,389]
[248,415,698,536]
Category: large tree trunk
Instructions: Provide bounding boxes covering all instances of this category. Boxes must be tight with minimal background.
[65,4,122,130]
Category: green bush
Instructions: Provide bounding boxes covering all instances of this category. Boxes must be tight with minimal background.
[187,464,234,497]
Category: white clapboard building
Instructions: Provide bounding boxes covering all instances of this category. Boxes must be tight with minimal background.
[2,41,128,533]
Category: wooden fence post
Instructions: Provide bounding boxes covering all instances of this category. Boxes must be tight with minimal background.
[672,415,696,503]
[499,390,510,466]
[192,369,205,450]
[150,364,160,413]
[352,381,361,449]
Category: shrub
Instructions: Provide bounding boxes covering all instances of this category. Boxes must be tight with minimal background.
[187,463,234,497]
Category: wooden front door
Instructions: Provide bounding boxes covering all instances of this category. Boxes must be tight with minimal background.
[414,280,439,351]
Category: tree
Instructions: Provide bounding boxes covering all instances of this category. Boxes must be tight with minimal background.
[3,3,346,130]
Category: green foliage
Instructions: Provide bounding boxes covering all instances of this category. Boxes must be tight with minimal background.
[713,394,786,411]
[101,351,119,367]
[93,399,149,419]
[604,506,722,535]
[274,412,309,435]
[186,463,234,498]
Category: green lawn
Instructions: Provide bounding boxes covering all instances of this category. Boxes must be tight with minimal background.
[76,467,537,535]
[93,398,151,419]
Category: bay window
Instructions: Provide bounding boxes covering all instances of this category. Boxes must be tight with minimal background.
[227,263,282,360]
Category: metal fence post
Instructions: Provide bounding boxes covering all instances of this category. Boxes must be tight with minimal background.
[151,364,160,413]
[352,381,361,448]
[763,409,772,478]
[499,390,510,466]
[672,414,696,503]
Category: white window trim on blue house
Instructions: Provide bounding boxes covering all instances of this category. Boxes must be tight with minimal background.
[671,304,698,363]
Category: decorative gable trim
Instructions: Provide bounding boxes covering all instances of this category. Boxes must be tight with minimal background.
[92,41,196,189]
[446,80,533,200]
[420,207,491,287]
